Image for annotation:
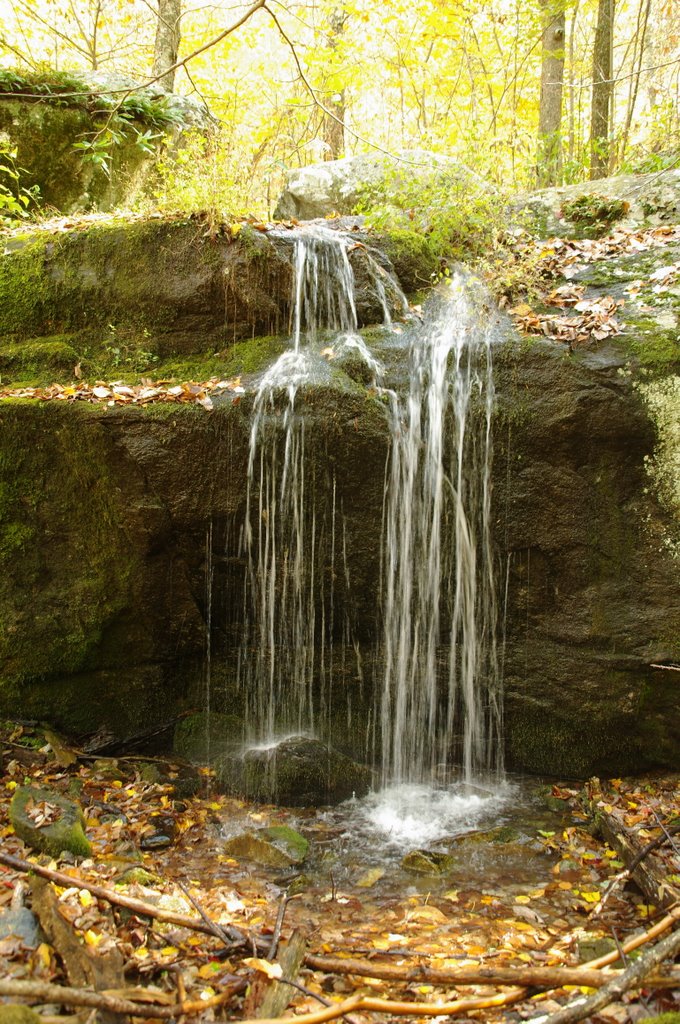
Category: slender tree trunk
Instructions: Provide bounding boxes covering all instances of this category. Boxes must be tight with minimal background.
[536,0,566,185]
[590,0,615,179]
[152,0,181,92]
[321,9,347,159]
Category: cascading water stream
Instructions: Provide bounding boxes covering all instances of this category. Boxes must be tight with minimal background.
[238,225,390,742]
[379,274,503,787]
[236,225,503,810]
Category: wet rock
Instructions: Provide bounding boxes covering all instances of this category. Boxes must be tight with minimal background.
[9,786,91,859]
[140,813,178,850]
[402,849,454,875]
[215,735,374,807]
[224,825,309,868]
[0,907,41,947]
[454,826,522,846]
[173,710,243,763]
[578,934,619,963]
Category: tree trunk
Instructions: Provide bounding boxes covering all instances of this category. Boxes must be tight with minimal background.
[321,9,347,159]
[536,0,566,186]
[152,0,181,92]
[590,0,615,179]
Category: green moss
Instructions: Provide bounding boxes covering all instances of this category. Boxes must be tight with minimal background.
[560,194,628,236]
[375,229,438,292]
[0,1007,44,1024]
[9,785,91,858]
[623,314,680,370]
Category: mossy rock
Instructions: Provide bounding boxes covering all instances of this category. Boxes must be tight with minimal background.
[377,229,438,292]
[402,849,454,875]
[224,825,309,868]
[0,1007,44,1024]
[638,1016,680,1024]
[9,785,91,858]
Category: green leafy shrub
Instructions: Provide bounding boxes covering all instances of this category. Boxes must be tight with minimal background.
[354,164,507,263]
[561,193,629,229]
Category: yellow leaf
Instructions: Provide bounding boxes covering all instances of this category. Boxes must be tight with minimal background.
[134,947,149,959]
[198,962,223,978]
[161,946,178,957]
[209,802,222,811]
[243,958,283,980]
[580,892,601,903]
[517,953,533,962]
[84,930,102,947]
[6,780,17,790]
[230,223,242,237]
[514,895,531,904]
[557,881,573,890]
[112,780,123,789]
[36,943,52,967]
[79,890,95,908]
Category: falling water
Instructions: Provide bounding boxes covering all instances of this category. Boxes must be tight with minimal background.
[380,274,503,785]
[239,225,389,741]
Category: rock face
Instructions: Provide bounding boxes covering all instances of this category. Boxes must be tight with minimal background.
[0,214,678,779]
[274,150,472,220]
[494,341,680,776]
[0,220,410,376]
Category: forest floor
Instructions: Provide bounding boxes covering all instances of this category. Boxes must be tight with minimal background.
[0,722,679,1024]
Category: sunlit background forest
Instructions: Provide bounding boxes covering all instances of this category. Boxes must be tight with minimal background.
[0,0,678,217]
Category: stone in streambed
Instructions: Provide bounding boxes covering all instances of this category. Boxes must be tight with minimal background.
[402,850,454,875]
[9,786,91,859]
[224,825,309,868]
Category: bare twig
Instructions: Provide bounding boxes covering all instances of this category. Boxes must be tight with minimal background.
[0,978,246,1019]
[176,879,236,949]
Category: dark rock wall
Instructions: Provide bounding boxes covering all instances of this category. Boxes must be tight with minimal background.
[493,342,680,775]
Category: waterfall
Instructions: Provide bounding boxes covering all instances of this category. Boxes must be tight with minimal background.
[238,225,384,742]
[237,227,502,787]
[379,274,503,785]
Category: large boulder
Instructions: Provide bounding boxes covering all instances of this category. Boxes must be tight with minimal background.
[0,69,212,213]
[274,150,474,221]
[513,168,680,238]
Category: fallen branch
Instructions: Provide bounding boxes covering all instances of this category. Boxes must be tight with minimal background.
[238,987,527,1024]
[0,850,264,951]
[302,954,678,990]
[0,978,246,1019]
[534,924,680,1024]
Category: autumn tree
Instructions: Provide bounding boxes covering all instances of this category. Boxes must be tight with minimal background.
[151,0,181,91]
[590,0,615,178]
[536,0,566,186]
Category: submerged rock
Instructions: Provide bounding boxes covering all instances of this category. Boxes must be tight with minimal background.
[224,825,309,868]
[9,786,91,858]
[215,735,374,806]
[402,849,454,875]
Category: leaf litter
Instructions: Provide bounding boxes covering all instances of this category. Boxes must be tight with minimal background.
[1,724,679,1023]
